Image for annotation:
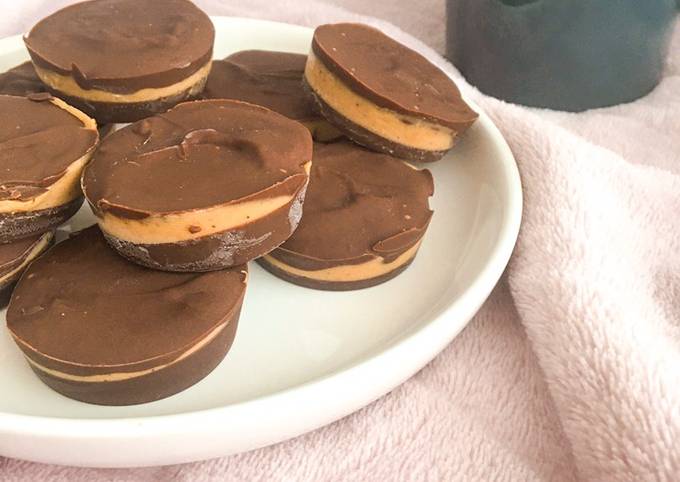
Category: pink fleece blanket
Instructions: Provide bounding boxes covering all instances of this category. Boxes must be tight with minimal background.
[1,1,679,480]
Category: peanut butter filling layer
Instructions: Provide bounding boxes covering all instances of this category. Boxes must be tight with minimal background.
[34,61,212,104]
[0,231,52,284]
[264,240,422,283]
[98,192,298,245]
[0,149,91,213]
[304,52,455,152]
[16,316,230,383]
[92,160,311,245]
[0,96,97,213]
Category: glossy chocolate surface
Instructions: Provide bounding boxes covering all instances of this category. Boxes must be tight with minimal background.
[24,0,214,93]
[203,50,320,122]
[83,99,311,218]
[311,23,478,130]
[271,141,433,270]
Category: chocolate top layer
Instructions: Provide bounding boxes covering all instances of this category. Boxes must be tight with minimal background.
[7,226,247,366]
[311,23,478,130]
[83,99,311,218]
[24,0,214,93]
[0,95,98,201]
[0,232,49,277]
[0,62,47,96]
[203,50,319,122]
[275,141,433,267]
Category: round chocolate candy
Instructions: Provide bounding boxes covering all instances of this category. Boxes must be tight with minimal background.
[7,226,248,406]
[304,23,478,162]
[259,141,434,290]
[24,0,215,123]
[82,99,312,272]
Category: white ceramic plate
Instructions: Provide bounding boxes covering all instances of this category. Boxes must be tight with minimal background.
[0,17,521,468]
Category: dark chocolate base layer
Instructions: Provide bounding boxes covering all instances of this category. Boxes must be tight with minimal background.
[0,196,83,243]
[101,187,306,272]
[28,310,240,406]
[45,78,207,124]
[303,78,448,163]
[257,255,415,291]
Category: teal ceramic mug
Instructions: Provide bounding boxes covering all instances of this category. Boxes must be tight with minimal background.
[446,0,677,111]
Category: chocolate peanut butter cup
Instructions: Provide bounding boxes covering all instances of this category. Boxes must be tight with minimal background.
[204,50,342,142]
[0,94,98,243]
[304,23,478,162]
[7,226,248,406]
[24,0,215,124]
[82,99,312,272]
[258,141,433,290]
[0,231,53,305]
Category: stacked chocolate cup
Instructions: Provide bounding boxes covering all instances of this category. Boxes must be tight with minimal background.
[0,94,98,300]
[2,0,478,406]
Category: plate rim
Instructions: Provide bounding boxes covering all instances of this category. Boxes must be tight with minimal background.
[0,15,522,459]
